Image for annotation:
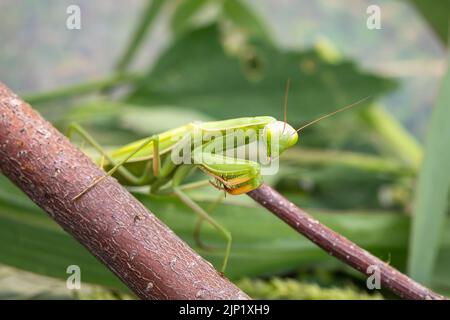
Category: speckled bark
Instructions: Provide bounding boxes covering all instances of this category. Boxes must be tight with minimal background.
[0,82,248,300]
[248,184,446,300]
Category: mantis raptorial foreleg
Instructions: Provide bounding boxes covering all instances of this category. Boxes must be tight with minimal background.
[169,151,261,271]
[199,152,262,194]
[66,123,161,199]
[187,153,262,263]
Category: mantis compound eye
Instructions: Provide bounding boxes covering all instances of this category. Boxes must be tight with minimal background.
[265,121,298,156]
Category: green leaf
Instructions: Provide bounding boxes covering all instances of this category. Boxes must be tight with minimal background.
[170,0,211,36]
[222,0,272,40]
[408,53,450,283]
[119,105,213,134]
[407,0,449,46]
[128,25,395,125]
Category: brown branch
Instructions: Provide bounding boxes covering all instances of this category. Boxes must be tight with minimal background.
[0,82,248,300]
[248,184,446,300]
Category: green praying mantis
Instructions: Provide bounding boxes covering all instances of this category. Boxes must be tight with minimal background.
[67,81,369,273]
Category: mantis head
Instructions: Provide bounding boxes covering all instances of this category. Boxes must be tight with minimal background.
[265,94,371,158]
[268,78,370,159]
[266,78,298,157]
[265,120,298,157]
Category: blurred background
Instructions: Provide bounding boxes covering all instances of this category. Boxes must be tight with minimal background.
[0,0,448,299]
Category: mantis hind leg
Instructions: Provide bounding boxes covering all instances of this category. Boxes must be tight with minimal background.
[66,123,161,200]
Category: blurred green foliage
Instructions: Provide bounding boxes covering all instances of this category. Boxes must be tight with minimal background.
[128,25,393,121]
[236,277,383,300]
[1,0,449,299]
[408,0,449,46]
[408,52,450,284]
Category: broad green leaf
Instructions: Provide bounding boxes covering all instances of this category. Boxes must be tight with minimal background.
[119,105,213,134]
[408,54,450,284]
[407,0,449,46]
[128,25,395,125]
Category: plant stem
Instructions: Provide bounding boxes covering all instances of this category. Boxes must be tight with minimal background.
[361,104,423,169]
[0,82,248,300]
[23,73,141,105]
[248,184,446,300]
[115,0,166,73]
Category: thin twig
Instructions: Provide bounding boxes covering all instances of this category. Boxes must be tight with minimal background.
[0,82,248,300]
[248,184,446,300]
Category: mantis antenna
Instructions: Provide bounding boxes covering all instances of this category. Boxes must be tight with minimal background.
[282,78,291,133]
[295,95,371,133]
